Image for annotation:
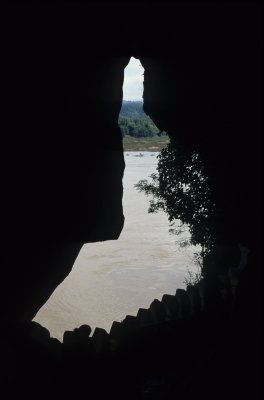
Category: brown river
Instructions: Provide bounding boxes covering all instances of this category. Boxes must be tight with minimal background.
[34,152,199,341]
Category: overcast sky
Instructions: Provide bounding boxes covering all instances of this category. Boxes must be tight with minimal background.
[122,57,144,101]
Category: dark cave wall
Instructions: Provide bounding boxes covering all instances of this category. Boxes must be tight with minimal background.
[139,4,260,254]
[0,7,128,244]
[0,5,130,321]
[0,4,261,399]
[0,4,260,322]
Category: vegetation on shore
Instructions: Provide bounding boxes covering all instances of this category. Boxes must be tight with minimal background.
[123,135,169,151]
[119,101,168,151]
[119,115,160,137]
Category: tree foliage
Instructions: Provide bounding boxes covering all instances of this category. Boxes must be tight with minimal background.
[135,141,216,255]
[119,115,159,137]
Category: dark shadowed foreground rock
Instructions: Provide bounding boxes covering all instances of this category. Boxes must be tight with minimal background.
[0,3,261,399]
[1,258,261,399]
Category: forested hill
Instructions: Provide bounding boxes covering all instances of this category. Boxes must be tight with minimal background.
[119,101,146,118]
[119,100,162,137]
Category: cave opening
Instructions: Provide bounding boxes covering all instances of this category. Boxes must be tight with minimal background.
[33,56,199,341]
[2,6,261,398]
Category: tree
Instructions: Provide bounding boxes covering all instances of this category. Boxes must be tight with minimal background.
[135,139,216,271]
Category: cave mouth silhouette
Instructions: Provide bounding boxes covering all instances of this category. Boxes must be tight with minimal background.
[32,53,240,341]
[1,5,261,399]
[33,57,200,341]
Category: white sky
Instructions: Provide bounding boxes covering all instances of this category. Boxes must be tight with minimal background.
[122,57,144,101]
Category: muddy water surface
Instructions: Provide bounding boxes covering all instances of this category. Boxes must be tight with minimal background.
[34,152,199,341]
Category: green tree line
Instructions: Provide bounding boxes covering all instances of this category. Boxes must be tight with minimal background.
[119,115,160,137]
[119,101,163,137]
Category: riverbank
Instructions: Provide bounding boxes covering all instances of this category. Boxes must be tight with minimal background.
[123,135,169,151]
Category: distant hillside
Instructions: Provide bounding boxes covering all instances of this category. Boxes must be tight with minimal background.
[119,100,165,138]
[119,101,146,118]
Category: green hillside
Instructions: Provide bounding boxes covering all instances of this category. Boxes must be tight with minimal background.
[120,101,146,118]
[119,101,161,138]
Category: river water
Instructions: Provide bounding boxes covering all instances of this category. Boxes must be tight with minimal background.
[34,152,199,341]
